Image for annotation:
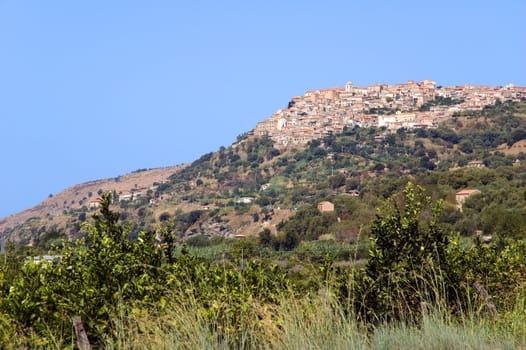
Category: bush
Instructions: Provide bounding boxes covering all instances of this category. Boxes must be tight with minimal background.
[186,234,210,247]
[2,193,168,344]
[354,183,455,322]
[159,212,171,222]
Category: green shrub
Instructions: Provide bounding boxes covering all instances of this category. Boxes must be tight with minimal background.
[354,182,456,323]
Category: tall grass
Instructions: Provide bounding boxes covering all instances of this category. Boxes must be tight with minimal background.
[3,289,523,349]
[372,312,518,350]
[99,288,526,350]
[274,289,368,350]
[104,301,223,350]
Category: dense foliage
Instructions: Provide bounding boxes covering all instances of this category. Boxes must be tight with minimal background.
[355,183,453,322]
[2,184,526,348]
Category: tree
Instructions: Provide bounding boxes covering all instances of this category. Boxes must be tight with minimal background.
[509,129,526,146]
[481,204,526,239]
[357,183,454,322]
[4,192,166,344]
[274,230,299,251]
[396,127,407,140]
[459,140,474,154]
[159,212,171,222]
[258,228,272,247]
[278,206,337,241]
[328,173,346,189]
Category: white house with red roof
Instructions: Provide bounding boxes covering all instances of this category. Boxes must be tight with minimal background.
[455,189,481,211]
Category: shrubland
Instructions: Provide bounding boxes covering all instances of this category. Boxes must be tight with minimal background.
[1,183,526,348]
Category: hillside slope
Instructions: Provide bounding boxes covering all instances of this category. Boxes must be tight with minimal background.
[0,166,184,244]
[2,86,526,248]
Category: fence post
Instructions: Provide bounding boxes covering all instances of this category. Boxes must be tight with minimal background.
[73,316,91,350]
[473,281,498,319]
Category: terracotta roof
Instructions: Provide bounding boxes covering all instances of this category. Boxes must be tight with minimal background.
[456,189,480,196]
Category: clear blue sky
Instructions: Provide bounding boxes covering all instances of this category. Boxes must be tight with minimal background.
[1,0,525,218]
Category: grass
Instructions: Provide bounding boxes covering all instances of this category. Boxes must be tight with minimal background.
[105,303,222,350]
[371,314,517,350]
[2,278,524,349]
[95,289,526,350]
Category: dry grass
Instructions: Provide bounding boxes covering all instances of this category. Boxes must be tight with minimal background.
[496,139,526,156]
[96,288,526,350]
[2,285,525,349]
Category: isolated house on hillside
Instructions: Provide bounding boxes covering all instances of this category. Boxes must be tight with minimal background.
[317,201,335,213]
[455,189,481,211]
[467,160,485,168]
[236,197,253,205]
[348,190,360,197]
[88,198,102,209]
[120,193,133,202]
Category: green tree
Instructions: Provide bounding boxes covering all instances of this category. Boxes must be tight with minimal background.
[3,193,167,344]
[258,228,273,247]
[509,129,526,146]
[328,173,346,189]
[459,140,474,153]
[356,183,453,322]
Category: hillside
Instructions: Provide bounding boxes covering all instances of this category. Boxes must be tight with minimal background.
[0,165,185,244]
[1,82,526,248]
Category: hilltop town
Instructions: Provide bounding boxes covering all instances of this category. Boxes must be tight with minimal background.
[255,80,526,147]
[2,78,526,248]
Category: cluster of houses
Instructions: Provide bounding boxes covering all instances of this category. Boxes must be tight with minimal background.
[87,185,163,209]
[317,187,481,213]
[255,80,526,147]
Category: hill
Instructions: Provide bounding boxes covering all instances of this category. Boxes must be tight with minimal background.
[0,165,185,245]
[1,81,526,248]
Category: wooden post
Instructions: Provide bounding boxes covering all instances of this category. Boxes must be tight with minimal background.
[473,281,498,319]
[73,316,91,350]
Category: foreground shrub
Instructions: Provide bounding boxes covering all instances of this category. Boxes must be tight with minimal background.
[1,186,526,347]
[353,182,458,323]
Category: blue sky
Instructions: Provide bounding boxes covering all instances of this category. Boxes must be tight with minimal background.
[1,0,525,218]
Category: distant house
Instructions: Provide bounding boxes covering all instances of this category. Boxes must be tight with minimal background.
[236,197,253,205]
[88,198,102,209]
[133,191,144,199]
[29,255,62,265]
[260,183,271,191]
[455,189,481,210]
[120,193,133,202]
[317,201,335,213]
[467,160,485,168]
[347,190,360,197]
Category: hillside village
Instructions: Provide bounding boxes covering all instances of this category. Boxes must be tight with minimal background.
[255,80,526,147]
[2,80,526,246]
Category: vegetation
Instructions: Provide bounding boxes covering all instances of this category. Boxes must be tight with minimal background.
[419,96,464,111]
[1,183,526,348]
[1,100,526,347]
[4,100,526,247]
